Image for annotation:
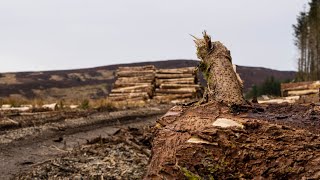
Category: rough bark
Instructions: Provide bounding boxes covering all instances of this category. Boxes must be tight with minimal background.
[194,31,246,105]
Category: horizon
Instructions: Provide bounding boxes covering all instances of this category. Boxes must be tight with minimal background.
[0,59,297,74]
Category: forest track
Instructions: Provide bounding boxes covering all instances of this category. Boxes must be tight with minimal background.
[0,105,170,179]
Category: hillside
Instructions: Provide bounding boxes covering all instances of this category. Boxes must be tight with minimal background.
[0,60,295,102]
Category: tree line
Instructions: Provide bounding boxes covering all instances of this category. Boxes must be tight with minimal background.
[294,0,320,81]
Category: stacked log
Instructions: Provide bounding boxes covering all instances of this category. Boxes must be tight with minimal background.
[154,67,200,103]
[281,81,320,103]
[107,65,156,105]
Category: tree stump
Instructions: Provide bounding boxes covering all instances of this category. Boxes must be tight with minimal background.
[194,31,246,106]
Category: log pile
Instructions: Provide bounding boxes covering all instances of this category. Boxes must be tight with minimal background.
[107,65,156,105]
[154,67,200,103]
[281,81,320,103]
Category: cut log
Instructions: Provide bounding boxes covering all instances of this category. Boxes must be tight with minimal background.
[154,94,194,100]
[0,118,19,129]
[154,93,194,97]
[155,88,197,94]
[281,81,320,92]
[113,82,151,88]
[107,96,146,101]
[112,84,153,91]
[154,97,193,104]
[108,92,150,98]
[111,85,154,94]
[258,98,296,104]
[287,89,319,96]
[156,78,195,86]
[116,70,155,77]
[160,84,200,89]
[156,74,194,79]
[116,77,154,84]
[117,65,155,71]
[156,67,195,74]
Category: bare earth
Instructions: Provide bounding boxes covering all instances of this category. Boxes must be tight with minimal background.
[0,106,170,179]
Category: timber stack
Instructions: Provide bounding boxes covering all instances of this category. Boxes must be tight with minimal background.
[154,67,201,103]
[281,81,320,103]
[107,65,156,105]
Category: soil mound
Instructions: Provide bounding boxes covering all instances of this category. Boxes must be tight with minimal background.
[145,102,320,179]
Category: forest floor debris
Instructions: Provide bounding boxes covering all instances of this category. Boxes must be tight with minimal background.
[17,127,153,179]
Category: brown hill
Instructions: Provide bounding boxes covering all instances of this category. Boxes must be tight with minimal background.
[0,60,295,102]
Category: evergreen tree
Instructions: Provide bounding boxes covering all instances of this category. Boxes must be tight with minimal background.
[294,0,320,81]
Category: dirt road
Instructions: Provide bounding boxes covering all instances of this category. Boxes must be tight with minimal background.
[0,107,169,179]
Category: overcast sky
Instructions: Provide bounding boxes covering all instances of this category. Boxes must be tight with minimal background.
[0,0,309,72]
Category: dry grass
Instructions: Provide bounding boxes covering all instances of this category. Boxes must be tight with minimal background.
[0,95,29,107]
[49,75,65,81]
[0,74,21,84]
[32,84,109,102]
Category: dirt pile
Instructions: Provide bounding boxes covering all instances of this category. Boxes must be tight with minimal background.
[145,102,320,179]
[16,126,154,179]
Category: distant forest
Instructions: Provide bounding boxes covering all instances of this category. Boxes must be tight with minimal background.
[294,0,320,81]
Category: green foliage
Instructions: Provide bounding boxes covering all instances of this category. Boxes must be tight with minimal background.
[180,167,201,180]
[80,99,90,109]
[198,61,210,81]
[245,76,285,99]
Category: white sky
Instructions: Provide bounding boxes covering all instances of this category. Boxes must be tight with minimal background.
[0,0,309,72]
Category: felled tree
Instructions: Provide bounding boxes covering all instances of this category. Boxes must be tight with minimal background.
[194,31,246,106]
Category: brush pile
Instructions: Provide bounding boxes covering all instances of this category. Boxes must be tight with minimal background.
[16,126,154,179]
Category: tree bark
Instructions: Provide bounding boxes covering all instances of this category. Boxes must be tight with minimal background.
[194,31,246,105]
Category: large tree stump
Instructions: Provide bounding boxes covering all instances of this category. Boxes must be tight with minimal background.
[144,32,320,180]
[194,31,246,106]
